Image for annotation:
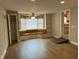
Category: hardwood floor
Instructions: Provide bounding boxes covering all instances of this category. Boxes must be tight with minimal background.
[4,38,78,59]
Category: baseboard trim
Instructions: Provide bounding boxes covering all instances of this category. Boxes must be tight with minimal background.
[1,48,7,59]
[1,49,7,59]
[70,41,78,46]
[53,35,61,39]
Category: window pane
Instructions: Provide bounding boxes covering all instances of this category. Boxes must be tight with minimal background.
[26,19,37,30]
[19,18,46,31]
[37,18,44,29]
[20,18,27,31]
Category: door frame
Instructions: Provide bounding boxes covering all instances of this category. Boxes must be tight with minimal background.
[61,9,71,40]
[7,14,20,45]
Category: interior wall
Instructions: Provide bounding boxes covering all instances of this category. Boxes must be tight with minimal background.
[0,6,8,59]
[52,12,62,38]
[41,13,53,38]
[70,6,78,45]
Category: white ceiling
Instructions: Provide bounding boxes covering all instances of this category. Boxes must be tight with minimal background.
[0,0,78,14]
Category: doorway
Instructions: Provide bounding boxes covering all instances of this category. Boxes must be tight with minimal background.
[62,10,70,40]
[7,14,18,46]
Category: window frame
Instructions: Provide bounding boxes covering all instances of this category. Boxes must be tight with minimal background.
[19,14,47,34]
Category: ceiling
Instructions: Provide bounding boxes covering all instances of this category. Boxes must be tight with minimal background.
[0,0,78,14]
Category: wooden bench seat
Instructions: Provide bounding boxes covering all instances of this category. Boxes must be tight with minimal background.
[19,29,47,36]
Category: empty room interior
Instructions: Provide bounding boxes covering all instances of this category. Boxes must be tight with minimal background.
[0,0,78,59]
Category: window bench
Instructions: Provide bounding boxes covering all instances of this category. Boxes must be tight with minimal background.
[19,29,47,36]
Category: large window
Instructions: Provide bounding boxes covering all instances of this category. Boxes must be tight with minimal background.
[19,18,46,31]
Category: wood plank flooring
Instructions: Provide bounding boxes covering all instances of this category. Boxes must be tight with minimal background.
[4,38,78,59]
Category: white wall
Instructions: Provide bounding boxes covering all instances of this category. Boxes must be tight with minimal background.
[52,12,62,38]
[70,6,78,45]
[41,14,53,37]
[0,6,8,59]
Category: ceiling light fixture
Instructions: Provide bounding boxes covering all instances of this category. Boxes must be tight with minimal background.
[31,0,36,2]
[30,0,36,19]
[31,12,36,19]
[60,1,65,4]
[31,16,35,19]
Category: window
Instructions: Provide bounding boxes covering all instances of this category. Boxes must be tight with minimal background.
[19,18,46,31]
